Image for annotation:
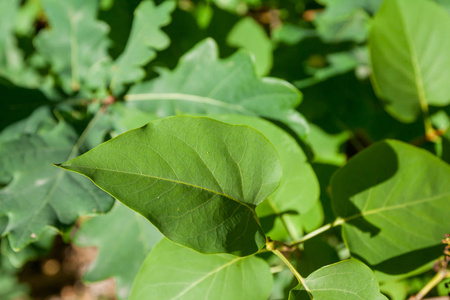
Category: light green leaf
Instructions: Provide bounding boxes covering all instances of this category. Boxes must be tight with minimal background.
[370,0,450,122]
[125,38,309,138]
[75,202,162,300]
[227,17,272,77]
[289,259,387,300]
[0,116,114,250]
[211,0,260,13]
[34,0,111,94]
[307,123,350,166]
[331,140,450,266]
[57,116,282,256]
[110,0,175,93]
[210,115,319,241]
[129,238,272,300]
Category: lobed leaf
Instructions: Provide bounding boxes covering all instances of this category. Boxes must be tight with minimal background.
[289,259,387,300]
[331,140,450,267]
[57,116,282,256]
[125,38,309,138]
[129,238,272,300]
[370,0,450,122]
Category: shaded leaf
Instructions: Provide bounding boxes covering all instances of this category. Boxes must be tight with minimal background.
[75,202,162,300]
[57,116,281,256]
[370,0,450,122]
[0,114,114,250]
[289,259,387,300]
[125,38,309,138]
[129,238,272,300]
[331,140,450,266]
[110,0,175,93]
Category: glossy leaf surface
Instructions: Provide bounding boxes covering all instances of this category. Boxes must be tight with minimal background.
[58,116,282,256]
[331,140,450,265]
[370,0,450,122]
[129,238,272,300]
[289,259,387,300]
[125,38,308,138]
[75,202,162,300]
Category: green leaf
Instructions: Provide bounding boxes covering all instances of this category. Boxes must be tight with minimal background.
[331,140,450,266]
[34,0,111,94]
[314,0,382,43]
[125,38,309,138]
[109,0,175,93]
[226,17,272,77]
[211,0,261,13]
[0,115,114,250]
[307,123,350,166]
[75,202,162,300]
[57,116,282,256]
[210,115,320,241]
[289,259,387,300]
[370,0,450,122]
[129,238,273,300]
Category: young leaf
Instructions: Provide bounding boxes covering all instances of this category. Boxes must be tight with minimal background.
[75,202,162,300]
[289,259,387,300]
[331,140,450,266]
[0,118,114,250]
[370,0,450,122]
[34,0,111,94]
[125,38,309,138]
[110,0,175,93]
[129,238,273,300]
[211,114,320,241]
[57,116,282,256]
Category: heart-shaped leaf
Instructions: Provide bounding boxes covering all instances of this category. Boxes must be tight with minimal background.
[57,116,282,256]
[129,238,273,300]
[331,140,450,266]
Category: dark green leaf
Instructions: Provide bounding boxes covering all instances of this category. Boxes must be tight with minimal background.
[57,116,282,256]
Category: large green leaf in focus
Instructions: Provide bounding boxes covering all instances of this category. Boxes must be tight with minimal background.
[34,0,111,94]
[331,140,450,266]
[125,38,309,138]
[289,259,387,300]
[211,115,319,241]
[226,17,272,77]
[129,238,272,300]
[75,202,162,300]
[370,0,450,122]
[0,114,114,250]
[109,0,175,94]
[57,116,281,256]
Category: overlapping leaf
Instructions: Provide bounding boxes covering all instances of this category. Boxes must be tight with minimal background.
[125,38,309,138]
[129,238,272,300]
[331,140,450,266]
[57,116,282,256]
[75,202,162,300]
[289,259,387,300]
[0,108,113,250]
[370,0,450,122]
[109,0,175,93]
[211,115,320,241]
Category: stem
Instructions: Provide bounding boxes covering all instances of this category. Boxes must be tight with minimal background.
[266,197,298,241]
[271,249,312,298]
[410,269,448,300]
[290,218,344,247]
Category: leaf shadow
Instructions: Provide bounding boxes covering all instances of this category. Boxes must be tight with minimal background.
[259,210,299,234]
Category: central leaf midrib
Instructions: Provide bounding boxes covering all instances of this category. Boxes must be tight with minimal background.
[64,164,253,209]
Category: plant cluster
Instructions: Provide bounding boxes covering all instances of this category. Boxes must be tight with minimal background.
[1,0,450,299]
